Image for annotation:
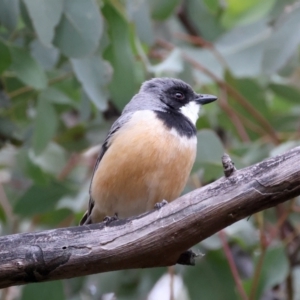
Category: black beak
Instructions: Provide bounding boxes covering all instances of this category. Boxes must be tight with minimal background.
[195,94,217,105]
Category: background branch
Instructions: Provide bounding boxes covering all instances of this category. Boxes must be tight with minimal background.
[1,146,300,289]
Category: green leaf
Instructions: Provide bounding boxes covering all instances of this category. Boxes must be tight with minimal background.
[269,0,296,20]
[29,142,67,176]
[149,48,183,75]
[71,55,112,111]
[270,141,300,157]
[222,0,275,28]
[14,180,72,217]
[193,129,224,180]
[0,202,6,222]
[255,245,289,299]
[292,266,300,297]
[229,78,269,118]
[216,20,270,77]
[50,76,81,103]
[262,6,300,74]
[196,131,224,161]
[183,250,237,300]
[17,149,51,185]
[186,0,224,40]
[85,268,165,299]
[269,83,300,104]
[32,98,58,155]
[0,40,12,74]
[55,124,88,152]
[53,0,103,58]
[39,208,73,226]
[10,47,47,89]
[39,87,74,105]
[185,48,223,84]
[0,0,19,31]
[128,0,154,45]
[225,219,258,247]
[30,39,59,70]
[23,0,63,46]
[150,0,180,20]
[21,281,64,300]
[102,2,138,110]
[203,0,220,13]
[0,117,22,146]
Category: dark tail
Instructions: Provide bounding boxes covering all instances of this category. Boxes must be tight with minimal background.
[79,211,92,225]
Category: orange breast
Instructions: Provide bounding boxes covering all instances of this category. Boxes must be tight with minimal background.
[90,110,197,222]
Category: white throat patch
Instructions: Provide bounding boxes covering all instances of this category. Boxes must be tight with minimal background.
[180,102,201,125]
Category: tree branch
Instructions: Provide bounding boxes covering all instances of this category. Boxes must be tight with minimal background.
[1,146,300,288]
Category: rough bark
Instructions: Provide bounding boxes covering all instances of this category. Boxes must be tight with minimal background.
[1,146,300,288]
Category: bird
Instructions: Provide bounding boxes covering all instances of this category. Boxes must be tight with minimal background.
[80,78,217,225]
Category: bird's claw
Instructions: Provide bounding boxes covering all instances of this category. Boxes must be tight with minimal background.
[103,213,118,225]
[154,199,168,209]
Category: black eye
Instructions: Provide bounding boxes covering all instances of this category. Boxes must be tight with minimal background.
[174,92,185,100]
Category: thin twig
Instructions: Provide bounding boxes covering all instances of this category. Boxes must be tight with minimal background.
[219,86,250,142]
[168,266,175,300]
[275,202,295,300]
[0,183,14,222]
[269,201,294,242]
[176,2,199,36]
[7,72,73,99]
[249,213,268,300]
[174,32,228,68]
[219,231,248,300]
[57,153,80,181]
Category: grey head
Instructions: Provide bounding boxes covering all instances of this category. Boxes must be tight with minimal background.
[123,78,217,126]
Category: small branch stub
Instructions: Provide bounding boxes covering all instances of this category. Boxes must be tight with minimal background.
[176,250,199,265]
[222,153,237,177]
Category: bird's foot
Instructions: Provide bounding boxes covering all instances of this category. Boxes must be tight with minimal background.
[103,213,118,225]
[154,199,168,209]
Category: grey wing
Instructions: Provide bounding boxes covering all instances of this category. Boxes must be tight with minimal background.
[79,113,133,225]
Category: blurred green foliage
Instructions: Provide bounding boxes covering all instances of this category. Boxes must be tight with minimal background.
[1,0,300,299]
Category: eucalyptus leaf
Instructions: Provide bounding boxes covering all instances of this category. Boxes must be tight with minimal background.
[71,55,112,111]
[183,250,237,300]
[186,0,224,40]
[216,20,271,77]
[269,83,300,104]
[149,48,183,75]
[23,0,63,46]
[262,6,300,74]
[10,47,47,89]
[193,129,224,182]
[150,0,180,20]
[203,0,220,13]
[128,0,154,45]
[39,87,74,105]
[0,0,19,31]
[21,280,64,300]
[53,0,103,58]
[14,180,72,217]
[32,98,58,155]
[255,245,289,299]
[29,142,67,176]
[222,0,275,27]
[102,2,138,110]
[184,48,223,84]
[30,39,60,70]
[194,129,224,167]
[0,40,12,74]
[17,149,51,185]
